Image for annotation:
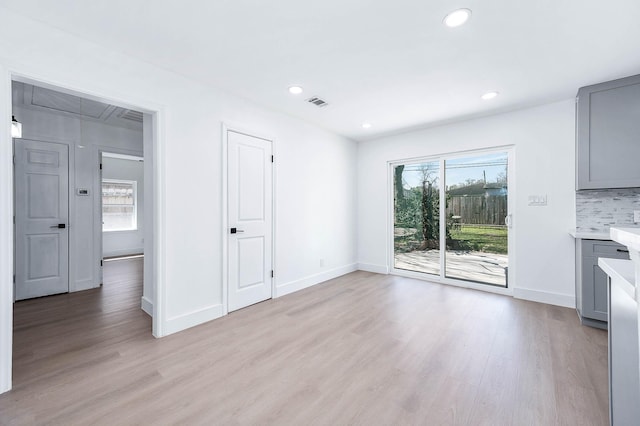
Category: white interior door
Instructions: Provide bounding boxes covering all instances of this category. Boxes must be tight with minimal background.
[227,130,273,312]
[14,139,69,300]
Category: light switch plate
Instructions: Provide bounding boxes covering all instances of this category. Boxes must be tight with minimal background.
[528,195,547,206]
[634,210,640,223]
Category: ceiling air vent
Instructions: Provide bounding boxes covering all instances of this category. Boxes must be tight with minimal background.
[118,109,144,123]
[307,96,329,108]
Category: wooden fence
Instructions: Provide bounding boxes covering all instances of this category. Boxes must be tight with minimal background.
[449,195,507,225]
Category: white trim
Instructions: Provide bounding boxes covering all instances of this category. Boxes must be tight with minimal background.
[271,135,278,303]
[67,142,77,292]
[164,304,224,336]
[439,157,446,279]
[357,263,389,274]
[513,287,575,309]
[2,69,167,394]
[0,66,13,394]
[141,296,153,316]
[221,124,228,315]
[102,152,143,162]
[392,268,514,296]
[275,263,358,298]
[507,147,516,292]
[386,144,516,168]
[152,108,167,338]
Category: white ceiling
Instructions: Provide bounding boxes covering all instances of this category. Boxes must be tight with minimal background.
[3,0,640,141]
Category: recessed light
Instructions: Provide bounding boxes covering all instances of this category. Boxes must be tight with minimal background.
[481,91,499,100]
[444,8,471,28]
[288,86,303,95]
[362,123,372,129]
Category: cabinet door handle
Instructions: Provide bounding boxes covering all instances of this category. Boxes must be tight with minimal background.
[616,248,629,253]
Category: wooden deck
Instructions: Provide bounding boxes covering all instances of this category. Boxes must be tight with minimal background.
[395,249,508,286]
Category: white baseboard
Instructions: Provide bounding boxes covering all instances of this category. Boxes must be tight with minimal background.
[513,287,575,309]
[164,304,224,336]
[141,296,153,316]
[357,263,389,275]
[275,263,358,298]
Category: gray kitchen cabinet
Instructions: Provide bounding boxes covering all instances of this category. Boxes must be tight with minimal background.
[575,239,629,329]
[576,73,640,190]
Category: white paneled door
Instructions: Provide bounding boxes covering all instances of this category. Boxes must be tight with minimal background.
[227,130,273,312]
[14,139,69,300]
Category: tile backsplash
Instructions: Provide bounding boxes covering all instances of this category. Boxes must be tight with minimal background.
[576,188,640,233]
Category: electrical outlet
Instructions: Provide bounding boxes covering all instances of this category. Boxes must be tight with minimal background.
[634,210,640,223]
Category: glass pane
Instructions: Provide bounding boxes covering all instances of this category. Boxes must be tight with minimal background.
[102,181,136,231]
[393,161,440,276]
[444,153,508,286]
[102,182,134,204]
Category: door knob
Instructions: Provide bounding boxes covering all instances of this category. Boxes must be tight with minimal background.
[50,224,66,229]
[230,228,244,234]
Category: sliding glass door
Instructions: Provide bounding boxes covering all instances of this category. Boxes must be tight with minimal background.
[393,150,510,287]
[393,161,441,276]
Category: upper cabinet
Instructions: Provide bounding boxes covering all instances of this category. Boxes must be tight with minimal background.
[576,74,640,190]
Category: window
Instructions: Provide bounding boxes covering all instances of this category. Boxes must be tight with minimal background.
[102,179,137,231]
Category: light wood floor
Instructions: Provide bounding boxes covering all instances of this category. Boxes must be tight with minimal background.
[1,260,608,425]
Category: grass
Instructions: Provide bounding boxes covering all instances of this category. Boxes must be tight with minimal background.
[450,225,508,254]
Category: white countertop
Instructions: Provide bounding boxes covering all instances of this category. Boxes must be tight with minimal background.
[599,258,636,301]
[611,228,640,252]
[569,230,612,240]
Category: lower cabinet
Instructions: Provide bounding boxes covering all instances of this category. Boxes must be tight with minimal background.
[575,239,630,329]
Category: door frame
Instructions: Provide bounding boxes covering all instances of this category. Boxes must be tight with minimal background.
[1,68,167,394]
[388,145,516,296]
[221,124,276,315]
[96,147,144,287]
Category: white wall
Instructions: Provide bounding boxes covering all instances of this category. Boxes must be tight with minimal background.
[13,105,143,292]
[357,100,576,307]
[0,6,358,392]
[102,156,145,257]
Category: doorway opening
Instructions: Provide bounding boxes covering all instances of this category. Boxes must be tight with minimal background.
[391,148,513,289]
[10,78,156,389]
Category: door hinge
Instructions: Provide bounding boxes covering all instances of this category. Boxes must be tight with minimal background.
[13,274,15,283]
[99,163,102,170]
[100,259,103,266]
[13,155,16,165]
[271,270,274,278]
[271,155,274,163]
